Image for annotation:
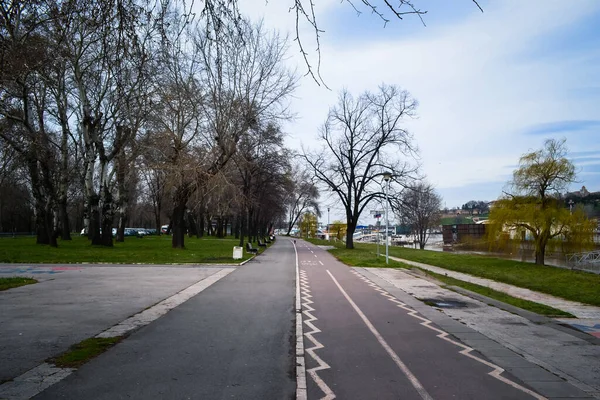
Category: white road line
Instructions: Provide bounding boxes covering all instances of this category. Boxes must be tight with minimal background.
[352,270,547,400]
[319,261,324,266]
[292,240,308,400]
[326,270,433,400]
[314,254,318,258]
[300,270,336,399]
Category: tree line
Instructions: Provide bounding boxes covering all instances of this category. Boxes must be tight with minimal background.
[0,0,318,249]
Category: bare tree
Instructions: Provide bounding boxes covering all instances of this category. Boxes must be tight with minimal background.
[395,181,442,249]
[303,84,418,249]
[151,13,296,249]
[0,0,62,245]
[284,165,320,236]
[200,0,482,86]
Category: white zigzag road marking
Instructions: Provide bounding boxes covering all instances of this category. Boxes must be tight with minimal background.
[300,269,336,400]
[351,271,547,400]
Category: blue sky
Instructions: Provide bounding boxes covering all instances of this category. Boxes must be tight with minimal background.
[239,0,600,221]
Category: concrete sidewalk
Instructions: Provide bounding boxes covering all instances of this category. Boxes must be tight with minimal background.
[389,255,600,338]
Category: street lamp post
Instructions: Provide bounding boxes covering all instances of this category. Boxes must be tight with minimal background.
[327,207,330,240]
[383,172,392,264]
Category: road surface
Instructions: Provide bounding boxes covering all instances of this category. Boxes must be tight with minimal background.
[17,238,588,399]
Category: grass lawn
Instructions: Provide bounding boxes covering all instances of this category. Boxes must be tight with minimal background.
[0,277,38,291]
[386,245,600,307]
[422,270,574,317]
[305,238,596,312]
[0,236,262,264]
[52,337,123,368]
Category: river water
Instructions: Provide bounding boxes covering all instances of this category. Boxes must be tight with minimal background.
[396,234,571,268]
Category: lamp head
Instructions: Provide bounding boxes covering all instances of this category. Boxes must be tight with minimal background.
[382,172,392,182]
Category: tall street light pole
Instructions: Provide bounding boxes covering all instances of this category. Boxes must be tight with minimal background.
[327,207,330,240]
[383,172,392,264]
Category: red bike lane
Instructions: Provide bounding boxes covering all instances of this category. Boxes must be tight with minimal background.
[296,240,544,400]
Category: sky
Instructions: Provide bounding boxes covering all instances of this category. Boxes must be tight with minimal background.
[235,0,600,222]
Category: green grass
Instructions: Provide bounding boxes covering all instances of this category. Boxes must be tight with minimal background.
[305,238,592,314]
[52,337,123,368]
[0,236,259,264]
[422,270,574,318]
[0,277,37,291]
[385,245,600,307]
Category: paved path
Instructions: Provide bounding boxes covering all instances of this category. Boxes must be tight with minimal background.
[31,242,296,400]
[389,255,600,338]
[363,267,600,398]
[0,264,226,383]
[2,240,596,399]
[296,240,569,399]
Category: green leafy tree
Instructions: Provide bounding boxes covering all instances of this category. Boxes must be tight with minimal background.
[488,139,595,265]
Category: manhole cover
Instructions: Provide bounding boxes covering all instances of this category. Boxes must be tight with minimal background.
[422,299,468,308]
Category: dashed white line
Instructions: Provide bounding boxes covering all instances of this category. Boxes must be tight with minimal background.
[292,240,307,400]
[326,270,433,400]
[319,261,324,266]
[301,270,336,399]
[352,270,547,400]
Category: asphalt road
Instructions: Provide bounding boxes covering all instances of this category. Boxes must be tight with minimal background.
[17,238,581,399]
[297,240,541,400]
[0,264,222,382]
[33,243,296,400]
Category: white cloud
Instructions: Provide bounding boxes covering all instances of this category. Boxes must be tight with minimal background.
[235,1,600,216]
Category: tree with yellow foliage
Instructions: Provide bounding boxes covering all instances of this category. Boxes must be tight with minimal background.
[298,212,318,238]
[488,139,595,265]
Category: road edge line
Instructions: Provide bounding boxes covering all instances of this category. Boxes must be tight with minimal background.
[292,239,308,400]
[326,269,434,400]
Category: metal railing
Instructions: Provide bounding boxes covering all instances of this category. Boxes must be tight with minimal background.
[565,250,600,274]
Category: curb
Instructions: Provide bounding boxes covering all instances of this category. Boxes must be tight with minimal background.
[0,268,235,400]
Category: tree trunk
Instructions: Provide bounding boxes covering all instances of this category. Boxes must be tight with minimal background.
[58,122,71,240]
[535,239,546,265]
[155,211,162,236]
[117,217,126,242]
[187,212,198,237]
[89,194,102,245]
[346,221,356,249]
[58,198,71,240]
[198,213,205,238]
[238,211,245,247]
[100,186,114,247]
[216,216,224,238]
[233,216,239,239]
[171,202,186,249]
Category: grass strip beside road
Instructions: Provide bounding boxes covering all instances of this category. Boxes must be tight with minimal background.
[52,337,123,368]
[422,270,574,318]
[306,239,600,307]
[387,246,600,307]
[0,236,258,264]
[0,277,37,291]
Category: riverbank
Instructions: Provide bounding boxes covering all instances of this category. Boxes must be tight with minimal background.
[307,239,600,308]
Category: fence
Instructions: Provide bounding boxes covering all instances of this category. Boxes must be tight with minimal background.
[565,250,600,274]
